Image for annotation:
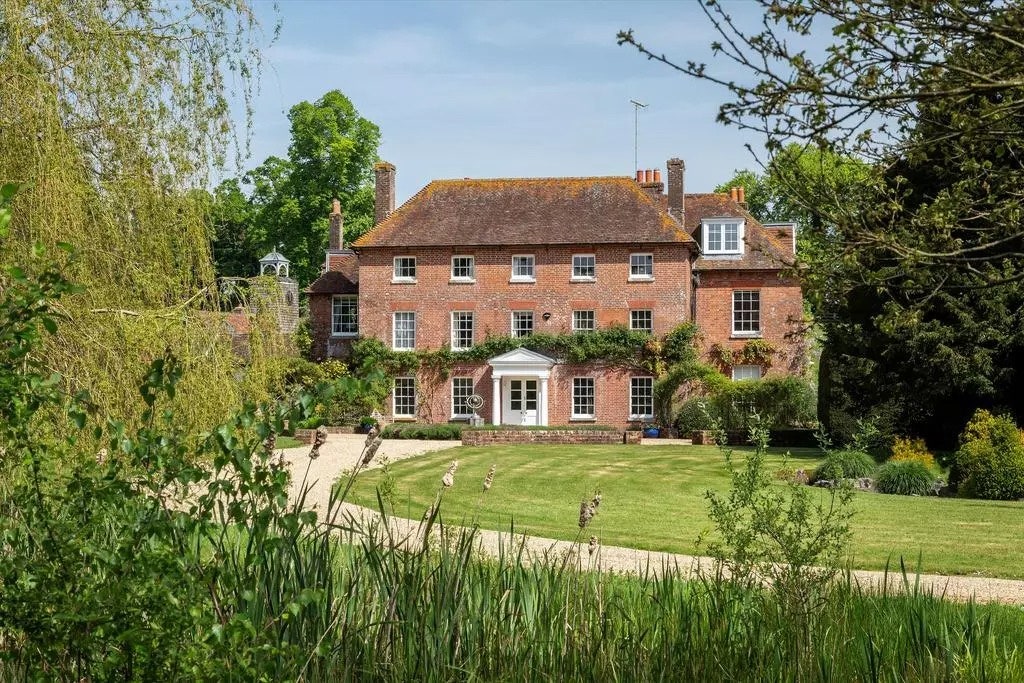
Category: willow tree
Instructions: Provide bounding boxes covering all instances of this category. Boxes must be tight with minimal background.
[0,0,284,431]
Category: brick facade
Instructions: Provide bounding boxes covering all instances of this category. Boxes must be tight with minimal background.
[305,159,807,427]
[693,270,805,376]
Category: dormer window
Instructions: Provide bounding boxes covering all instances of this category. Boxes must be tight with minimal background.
[703,220,744,255]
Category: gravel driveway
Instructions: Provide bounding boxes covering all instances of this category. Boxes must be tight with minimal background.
[282,435,1024,606]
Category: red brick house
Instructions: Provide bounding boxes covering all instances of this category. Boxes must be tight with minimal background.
[307,159,803,427]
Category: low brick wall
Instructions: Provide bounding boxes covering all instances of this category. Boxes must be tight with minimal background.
[691,430,748,446]
[463,429,642,446]
[293,425,359,444]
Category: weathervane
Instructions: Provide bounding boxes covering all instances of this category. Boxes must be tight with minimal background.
[630,99,648,173]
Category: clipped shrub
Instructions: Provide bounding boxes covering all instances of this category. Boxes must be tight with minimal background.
[813,450,876,482]
[674,398,715,433]
[889,436,936,469]
[951,410,1024,501]
[381,423,463,440]
[876,461,934,496]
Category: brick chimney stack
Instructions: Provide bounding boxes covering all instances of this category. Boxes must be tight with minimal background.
[374,161,396,226]
[636,168,664,197]
[328,198,344,250]
[666,158,685,220]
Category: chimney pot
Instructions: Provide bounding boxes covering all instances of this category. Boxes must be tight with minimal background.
[737,186,746,203]
[730,187,738,201]
[644,169,653,183]
[636,170,644,183]
[653,169,661,183]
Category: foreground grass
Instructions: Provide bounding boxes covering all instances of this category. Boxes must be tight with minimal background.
[349,444,1024,578]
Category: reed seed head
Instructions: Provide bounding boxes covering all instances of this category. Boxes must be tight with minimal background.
[263,431,276,458]
[442,459,459,488]
[313,425,328,448]
[482,464,496,492]
[578,498,595,529]
[592,492,602,509]
[364,425,378,448]
[361,435,383,466]
[588,536,598,556]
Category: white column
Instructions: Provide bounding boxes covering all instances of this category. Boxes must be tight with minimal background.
[491,376,501,425]
[539,376,549,426]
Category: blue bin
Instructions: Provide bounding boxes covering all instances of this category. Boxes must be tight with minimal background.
[643,427,660,438]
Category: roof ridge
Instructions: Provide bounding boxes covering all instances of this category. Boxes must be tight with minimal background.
[432,175,634,183]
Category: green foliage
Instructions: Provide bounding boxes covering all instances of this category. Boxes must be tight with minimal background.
[876,461,935,496]
[217,90,381,284]
[673,376,817,434]
[889,437,937,470]
[813,451,877,482]
[0,0,287,434]
[381,423,463,440]
[701,418,854,674]
[951,410,1024,501]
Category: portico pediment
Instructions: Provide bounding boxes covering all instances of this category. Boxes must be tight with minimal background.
[487,347,556,378]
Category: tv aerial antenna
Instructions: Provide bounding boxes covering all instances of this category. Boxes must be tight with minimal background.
[630,99,648,173]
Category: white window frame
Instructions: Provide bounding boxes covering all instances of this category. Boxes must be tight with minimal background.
[629,309,653,334]
[732,365,763,381]
[703,219,745,255]
[393,311,416,350]
[630,377,655,419]
[331,295,358,337]
[572,377,596,419]
[393,377,416,418]
[511,310,534,338]
[452,377,474,417]
[451,255,476,282]
[629,253,654,280]
[571,254,596,281]
[511,254,536,282]
[572,310,596,334]
[393,256,417,282]
[451,311,474,350]
[732,290,761,337]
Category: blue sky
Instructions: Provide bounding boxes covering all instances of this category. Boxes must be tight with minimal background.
[244,0,770,203]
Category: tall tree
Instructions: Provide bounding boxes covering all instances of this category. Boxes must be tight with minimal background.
[217,90,380,284]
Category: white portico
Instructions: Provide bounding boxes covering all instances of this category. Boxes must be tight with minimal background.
[487,348,556,426]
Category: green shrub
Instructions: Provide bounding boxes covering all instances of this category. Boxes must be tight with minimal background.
[951,410,1024,501]
[813,450,876,482]
[382,423,464,440]
[888,436,936,469]
[876,461,934,496]
[675,398,715,433]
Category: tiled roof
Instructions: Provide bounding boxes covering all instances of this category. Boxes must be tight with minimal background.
[352,177,693,248]
[306,251,359,295]
[684,193,794,271]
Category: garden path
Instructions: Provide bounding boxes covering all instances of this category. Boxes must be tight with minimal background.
[280,436,1024,606]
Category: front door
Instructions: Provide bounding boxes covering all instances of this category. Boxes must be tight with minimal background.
[503,377,538,425]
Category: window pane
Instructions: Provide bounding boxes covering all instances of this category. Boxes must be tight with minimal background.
[573,377,595,417]
[332,296,358,335]
[732,291,761,334]
[732,365,762,381]
[394,312,416,349]
[394,377,416,417]
[512,255,535,278]
[510,380,522,410]
[572,310,595,333]
[630,253,653,277]
[452,256,475,280]
[512,311,533,337]
[452,377,474,415]
[630,377,654,418]
[524,380,537,410]
[724,223,739,251]
[572,255,595,278]
[451,312,474,349]
[707,224,722,251]
[630,309,653,334]
[394,257,416,279]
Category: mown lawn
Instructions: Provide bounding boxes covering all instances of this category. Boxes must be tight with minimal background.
[348,443,1024,579]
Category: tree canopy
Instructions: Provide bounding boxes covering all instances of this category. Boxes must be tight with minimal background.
[0,0,285,430]
[213,90,380,284]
